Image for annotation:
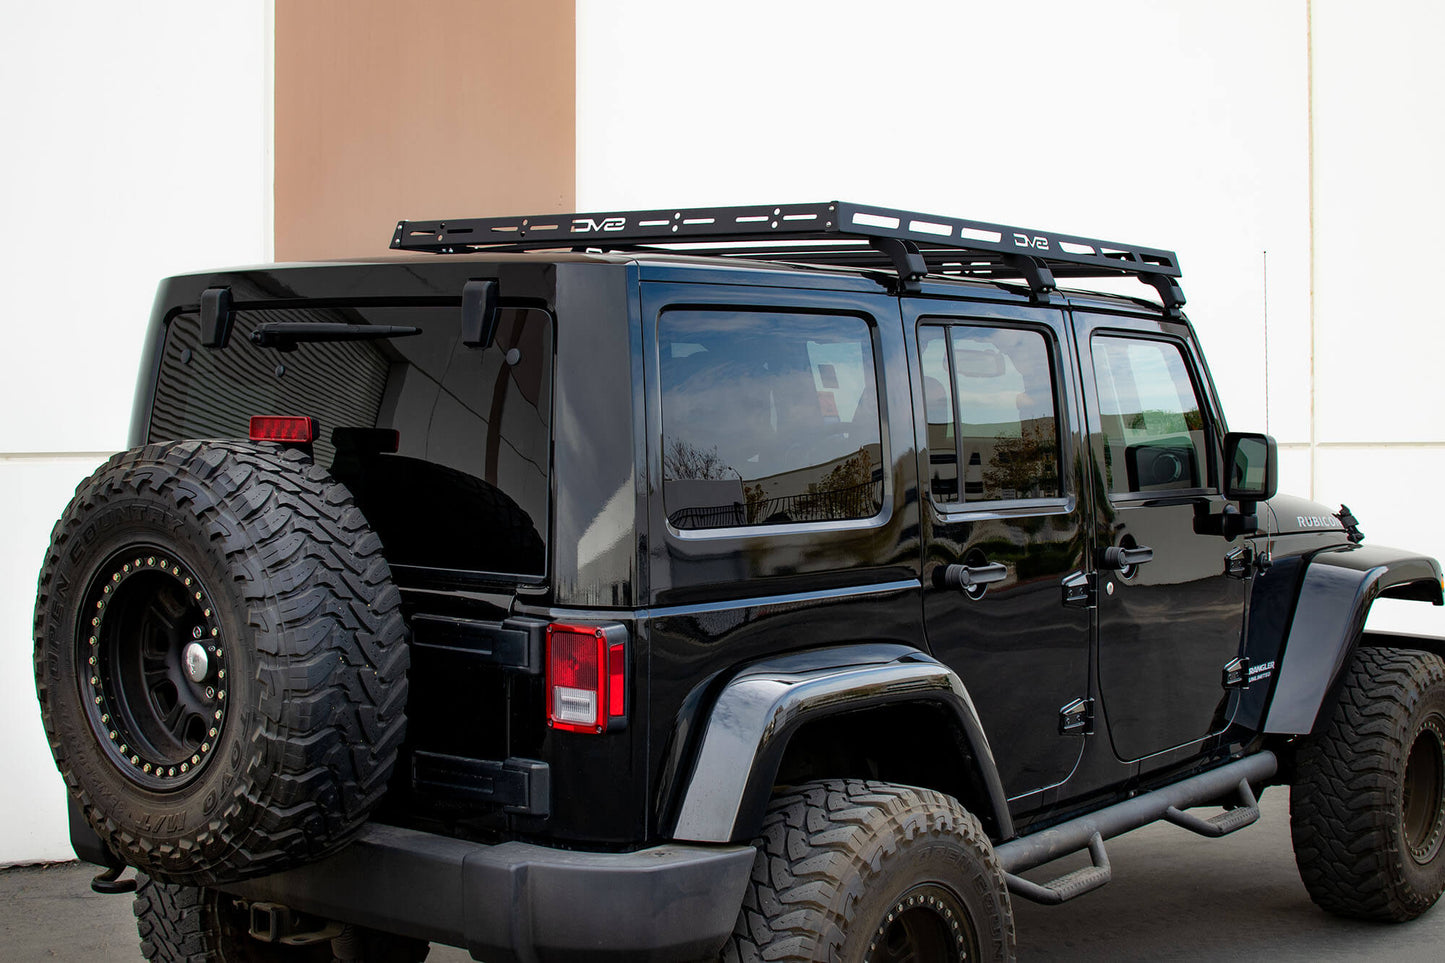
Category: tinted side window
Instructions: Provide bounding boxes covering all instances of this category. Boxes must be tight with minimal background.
[1090,336,1209,494]
[659,310,883,530]
[918,326,958,503]
[919,323,1062,504]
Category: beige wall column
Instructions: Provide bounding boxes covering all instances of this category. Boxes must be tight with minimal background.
[275,0,576,260]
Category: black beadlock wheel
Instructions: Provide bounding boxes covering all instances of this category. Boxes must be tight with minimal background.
[1291,646,1445,921]
[722,779,1015,963]
[133,874,429,963]
[83,548,232,788]
[34,440,410,886]
[864,882,979,963]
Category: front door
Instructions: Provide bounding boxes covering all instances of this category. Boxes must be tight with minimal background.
[1073,312,1247,765]
[909,300,1092,805]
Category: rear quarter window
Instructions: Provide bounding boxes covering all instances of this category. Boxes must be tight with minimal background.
[658,310,883,531]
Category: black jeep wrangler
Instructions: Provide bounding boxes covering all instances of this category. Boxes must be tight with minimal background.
[34,202,1445,962]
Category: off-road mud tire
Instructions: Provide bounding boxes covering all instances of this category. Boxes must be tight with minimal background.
[1291,646,1445,921]
[133,874,429,962]
[35,440,409,886]
[722,779,1016,963]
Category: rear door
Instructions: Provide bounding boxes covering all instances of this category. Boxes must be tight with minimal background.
[908,298,1092,807]
[1072,311,1246,766]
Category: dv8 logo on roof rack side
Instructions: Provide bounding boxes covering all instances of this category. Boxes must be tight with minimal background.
[571,217,626,233]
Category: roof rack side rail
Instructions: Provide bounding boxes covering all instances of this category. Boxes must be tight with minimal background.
[389,201,1184,310]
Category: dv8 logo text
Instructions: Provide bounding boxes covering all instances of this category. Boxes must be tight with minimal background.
[572,217,627,233]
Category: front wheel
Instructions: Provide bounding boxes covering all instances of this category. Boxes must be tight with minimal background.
[1291,646,1445,920]
[723,779,1015,963]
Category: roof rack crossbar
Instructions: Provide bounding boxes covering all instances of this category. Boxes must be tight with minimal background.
[390,201,1184,306]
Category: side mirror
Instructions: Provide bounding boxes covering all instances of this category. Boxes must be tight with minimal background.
[1223,432,1277,503]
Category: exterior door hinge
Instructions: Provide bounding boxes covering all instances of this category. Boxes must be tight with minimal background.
[1222,656,1251,689]
[1059,697,1095,735]
[1224,546,1252,579]
[1226,546,1273,579]
[1061,570,1096,609]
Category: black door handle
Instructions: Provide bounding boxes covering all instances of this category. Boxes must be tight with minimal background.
[1098,545,1154,570]
[943,561,1008,590]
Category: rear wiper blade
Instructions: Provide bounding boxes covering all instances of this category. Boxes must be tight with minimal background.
[250,322,421,352]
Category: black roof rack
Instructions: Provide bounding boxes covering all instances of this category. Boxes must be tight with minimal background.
[390,201,1185,315]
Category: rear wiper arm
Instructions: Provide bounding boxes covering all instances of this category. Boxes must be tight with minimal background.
[250,322,421,352]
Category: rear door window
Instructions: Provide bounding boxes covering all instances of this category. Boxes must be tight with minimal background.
[918,323,1063,505]
[658,310,883,530]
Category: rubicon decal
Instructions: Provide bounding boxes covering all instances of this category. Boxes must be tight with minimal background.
[1298,515,1343,529]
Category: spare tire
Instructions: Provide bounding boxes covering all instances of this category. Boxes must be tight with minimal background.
[34,440,409,886]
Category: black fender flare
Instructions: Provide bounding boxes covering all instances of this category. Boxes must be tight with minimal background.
[1263,543,1443,735]
[665,644,1013,844]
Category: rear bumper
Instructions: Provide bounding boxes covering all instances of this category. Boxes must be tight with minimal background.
[218,823,754,963]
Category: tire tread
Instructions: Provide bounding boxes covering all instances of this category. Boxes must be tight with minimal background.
[1290,645,1445,921]
[35,441,409,885]
[723,778,1015,963]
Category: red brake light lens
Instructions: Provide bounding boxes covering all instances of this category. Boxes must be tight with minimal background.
[546,624,626,733]
[249,415,316,443]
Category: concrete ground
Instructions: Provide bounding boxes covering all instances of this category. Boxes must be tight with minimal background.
[2,788,1442,961]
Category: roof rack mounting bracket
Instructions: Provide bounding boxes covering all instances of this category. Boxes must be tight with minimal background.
[1140,274,1186,319]
[869,237,928,293]
[1000,254,1056,305]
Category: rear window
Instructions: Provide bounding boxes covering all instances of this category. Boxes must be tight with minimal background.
[151,304,553,580]
[658,309,884,531]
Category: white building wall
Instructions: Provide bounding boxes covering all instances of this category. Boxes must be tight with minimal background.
[1308,1,1445,633]
[578,0,1445,636]
[0,3,272,864]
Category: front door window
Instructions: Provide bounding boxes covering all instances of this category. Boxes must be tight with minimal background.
[1090,337,1210,494]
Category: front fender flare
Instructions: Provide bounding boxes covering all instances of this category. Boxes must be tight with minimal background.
[1263,543,1442,734]
[666,644,1012,844]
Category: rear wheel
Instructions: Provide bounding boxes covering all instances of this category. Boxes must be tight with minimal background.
[724,779,1015,963]
[1291,646,1445,920]
[133,874,428,963]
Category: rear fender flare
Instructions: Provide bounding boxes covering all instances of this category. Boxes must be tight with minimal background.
[666,644,1012,844]
[1263,545,1443,735]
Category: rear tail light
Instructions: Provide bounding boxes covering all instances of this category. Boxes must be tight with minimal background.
[546,623,628,733]
[249,415,316,444]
